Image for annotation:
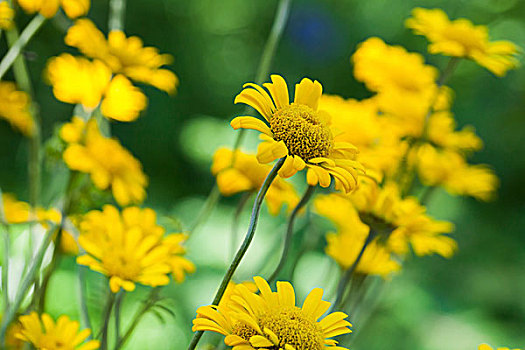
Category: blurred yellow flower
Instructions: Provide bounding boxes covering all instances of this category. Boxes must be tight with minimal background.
[0,1,14,29]
[231,75,364,193]
[17,0,89,18]
[100,74,147,122]
[2,193,31,223]
[414,143,498,201]
[16,312,99,350]
[77,205,194,292]
[479,344,521,350]
[319,94,406,178]
[426,111,483,153]
[63,119,147,206]
[60,116,86,143]
[65,19,178,94]
[0,82,35,136]
[46,54,112,109]
[193,276,352,350]
[315,194,400,277]
[211,147,299,215]
[406,7,520,76]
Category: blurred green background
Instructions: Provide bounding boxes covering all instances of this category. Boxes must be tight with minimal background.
[1,0,524,349]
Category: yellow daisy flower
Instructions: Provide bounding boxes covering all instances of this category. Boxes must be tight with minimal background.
[77,205,194,292]
[231,75,363,193]
[0,81,35,136]
[192,276,352,350]
[2,193,31,224]
[479,344,521,350]
[17,0,89,18]
[46,55,147,121]
[426,111,483,153]
[211,147,299,215]
[406,7,520,76]
[60,116,86,144]
[0,1,14,29]
[46,54,112,109]
[315,194,400,277]
[65,18,178,94]
[62,119,148,206]
[413,143,498,201]
[15,312,99,350]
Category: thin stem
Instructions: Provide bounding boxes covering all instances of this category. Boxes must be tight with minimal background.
[191,0,293,234]
[114,288,161,350]
[109,0,126,31]
[1,225,9,313]
[35,235,62,312]
[77,266,93,335]
[189,185,221,234]
[99,291,116,350]
[331,229,376,312]
[0,225,58,344]
[267,185,315,284]
[0,14,46,80]
[187,157,286,350]
[114,291,125,344]
[437,57,461,87]
[419,186,437,206]
[230,192,252,260]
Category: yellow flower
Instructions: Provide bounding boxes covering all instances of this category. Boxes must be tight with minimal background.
[16,0,89,18]
[65,19,178,94]
[193,276,352,350]
[318,94,406,178]
[231,75,364,193]
[211,147,299,215]
[426,111,483,153]
[406,7,520,76]
[100,74,148,122]
[60,116,86,143]
[0,82,35,136]
[46,54,112,109]
[15,312,99,350]
[2,193,31,224]
[315,194,400,277]
[63,119,147,206]
[77,205,194,292]
[479,344,521,350]
[414,144,498,201]
[0,1,14,29]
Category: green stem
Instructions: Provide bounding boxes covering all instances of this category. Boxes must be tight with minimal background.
[1,225,9,314]
[108,0,126,31]
[0,14,46,80]
[331,229,376,312]
[114,288,161,350]
[114,291,125,344]
[230,192,252,260]
[191,0,293,234]
[267,185,315,284]
[187,157,286,350]
[77,265,93,335]
[35,235,62,312]
[0,225,58,344]
[99,291,116,350]
[419,186,437,206]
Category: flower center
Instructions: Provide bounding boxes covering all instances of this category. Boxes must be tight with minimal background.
[39,335,70,350]
[270,104,333,161]
[233,306,324,350]
[102,250,142,280]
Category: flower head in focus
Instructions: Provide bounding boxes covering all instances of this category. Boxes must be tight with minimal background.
[231,75,364,193]
[65,18,178,94]
[406,7,521,76]
[0,82,35,136]
[62,118,148,206]
[193,276,352,350]
[15,312,99,350]
[211,147,299,215]
[0,1,14,29]
[17,0,90,19]
[77,205,194,292]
